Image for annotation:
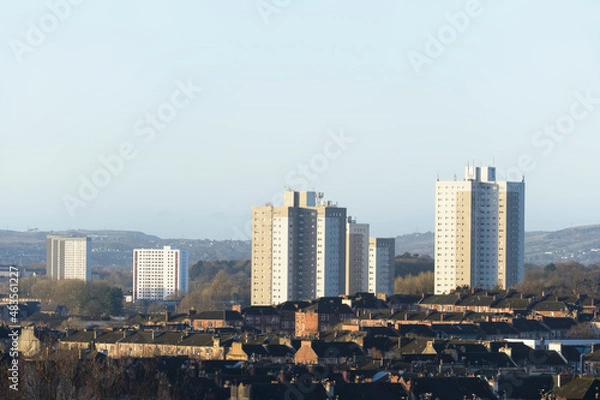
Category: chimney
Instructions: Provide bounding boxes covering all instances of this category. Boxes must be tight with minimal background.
[231,304,242,313]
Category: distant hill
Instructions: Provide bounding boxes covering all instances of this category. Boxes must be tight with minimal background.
[0,224,599,268]
[396,224,600,265]
[0,230,250,268]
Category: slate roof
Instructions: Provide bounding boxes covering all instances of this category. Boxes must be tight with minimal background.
[410,377,496,400]
[386,294,422,306]
[424,311,465,322]
[445,341,488,354]
[419,294,463,305]
[430,324,483,339]
[247,382,328,400]
[302,299,354,315]
[309,341,365,359]
[242,306,279,316]
[399,338,445,354]
[562,345,585,362]
[583,349,600,362]
[193,310,243,320]
[478,322,520,336]
[333,382,408,400]
[264,344,296,357]
[275,301,311,312]
[39,304,66,312]
[532,300,570,312]
[542,316,577,330]
[461,352,516,368]
[458,294,498,307]
[395,324,437,338]
[488,341,533,356]
[511,318,550,333]
[554,377,600,400]
[389,311,427,321]
[61,331,94,343]
[94,332,127,344]
[514,350,567,366]
[496,372,555,399]
[363,326,399,338]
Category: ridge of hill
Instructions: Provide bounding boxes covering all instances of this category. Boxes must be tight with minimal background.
[0,224,599,268]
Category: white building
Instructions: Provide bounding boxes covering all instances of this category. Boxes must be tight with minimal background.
[133,246,188,301]
[251,191,347,305]
[46,236,91,281]
[434,166,525,294]
[368,238,395,295]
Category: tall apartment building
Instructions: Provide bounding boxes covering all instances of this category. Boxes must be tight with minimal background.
[133,246,189,301]
[345,218,370,295]
[251,190,347,305]
[46,236,91,281]
[368,238,395,295]
[434,166,525,294]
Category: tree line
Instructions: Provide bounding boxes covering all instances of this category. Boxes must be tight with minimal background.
[16,276,123,317]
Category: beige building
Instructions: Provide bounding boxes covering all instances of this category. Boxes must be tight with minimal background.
[434,166,525,294]
[46,235,91,281]
[345,218,370,295]
[251,191,347,305]
[368,238,395,295]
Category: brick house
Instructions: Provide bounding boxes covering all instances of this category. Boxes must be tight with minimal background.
[295,298,354,337]
[192,310,244,330]
[241,306,281,334]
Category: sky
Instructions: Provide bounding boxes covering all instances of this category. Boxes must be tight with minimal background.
[1,0,599,240]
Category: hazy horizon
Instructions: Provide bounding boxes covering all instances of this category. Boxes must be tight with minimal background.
[2,1,599,240]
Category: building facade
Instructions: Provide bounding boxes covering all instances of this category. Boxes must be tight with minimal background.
[368,238,396,295]
[133,246,188,301]
[251,191,347,305]
[345,218,370,295]
[434,166,525,294]
[46,236,91,281]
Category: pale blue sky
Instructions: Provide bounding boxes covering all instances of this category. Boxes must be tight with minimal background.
[1,0,599,239]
